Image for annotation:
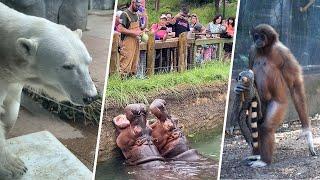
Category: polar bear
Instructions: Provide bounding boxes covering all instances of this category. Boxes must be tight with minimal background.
[0,3,97,179]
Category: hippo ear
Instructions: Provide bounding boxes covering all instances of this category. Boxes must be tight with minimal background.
[73,29,83,39]
[16,38,38,62]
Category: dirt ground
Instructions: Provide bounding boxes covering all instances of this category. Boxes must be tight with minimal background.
[220,119,320,179]
[98,83,227,162]
[9,11,113,170]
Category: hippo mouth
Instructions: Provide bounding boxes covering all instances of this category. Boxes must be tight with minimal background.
[161,135,189,158]
[125,143,164,166]
[127,154,164,165]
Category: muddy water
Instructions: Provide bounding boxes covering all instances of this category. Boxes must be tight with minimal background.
[95,130,222,179]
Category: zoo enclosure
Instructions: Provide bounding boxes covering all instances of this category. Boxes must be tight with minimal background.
[227,0,320,129]
[109,32,233,76]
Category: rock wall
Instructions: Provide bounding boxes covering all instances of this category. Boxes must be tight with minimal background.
[89,0,114,10]
[1,0,89,30]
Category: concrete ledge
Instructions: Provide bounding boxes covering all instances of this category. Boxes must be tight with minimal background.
[7,131,92,180]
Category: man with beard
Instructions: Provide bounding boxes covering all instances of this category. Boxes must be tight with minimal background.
[172,6,190,37]
[118,0,143,77]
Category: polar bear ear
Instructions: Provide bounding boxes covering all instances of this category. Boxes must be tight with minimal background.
[16,38,38,61]
[73,29,82,39]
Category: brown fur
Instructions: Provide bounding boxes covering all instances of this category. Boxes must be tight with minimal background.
[249,24,310,164]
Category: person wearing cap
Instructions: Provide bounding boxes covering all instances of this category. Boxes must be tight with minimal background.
[172,6,190,37]
[118,0,143,77]
[150,14,168,40]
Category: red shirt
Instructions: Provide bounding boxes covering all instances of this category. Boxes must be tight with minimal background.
[226,24,234,37]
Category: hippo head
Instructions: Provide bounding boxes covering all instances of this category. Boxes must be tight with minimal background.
[124,103,147,129]
[118,103,164,165]
[149,99,190,158]
[149,99,170,122]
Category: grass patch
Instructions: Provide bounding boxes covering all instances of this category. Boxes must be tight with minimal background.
[106,61,230,107]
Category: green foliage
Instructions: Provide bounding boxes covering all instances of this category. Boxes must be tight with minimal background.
[106,61,230,107]
[223,1,238,18]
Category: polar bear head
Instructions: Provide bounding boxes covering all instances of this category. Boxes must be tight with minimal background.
[15,24,98,106]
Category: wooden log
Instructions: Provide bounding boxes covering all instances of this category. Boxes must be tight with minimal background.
[110,33,120,74]
[178,32,187,72]
[154,40,179,49]
[146,32,155,76]
[189,43,194,68]
[219,42,225,61]
[193,40,197,66]
[194,38,233,46]
[173,48,177,71]
[166,48,170,71]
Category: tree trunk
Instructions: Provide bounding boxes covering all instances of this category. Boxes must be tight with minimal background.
[215,0,220,14]
[155,0,160,11]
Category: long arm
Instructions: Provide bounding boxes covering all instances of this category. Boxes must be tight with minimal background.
[289,76,309,128]
[281,49,309,128]
[281,48,317,156]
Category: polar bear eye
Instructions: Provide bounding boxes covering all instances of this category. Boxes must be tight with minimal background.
[62,64,75,70]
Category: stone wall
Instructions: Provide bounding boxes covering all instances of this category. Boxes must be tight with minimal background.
[1,0,89,30]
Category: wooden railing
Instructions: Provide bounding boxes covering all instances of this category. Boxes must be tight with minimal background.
[110,32,233,76]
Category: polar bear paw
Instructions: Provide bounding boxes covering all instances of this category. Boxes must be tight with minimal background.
[0,153,27,179]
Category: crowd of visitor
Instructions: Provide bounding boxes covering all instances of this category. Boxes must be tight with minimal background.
[114,0,235,78]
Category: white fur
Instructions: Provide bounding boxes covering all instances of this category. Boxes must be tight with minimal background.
[0,3,97,178]
[298,128,316,156]
[265,101,279,121]
[250,160,267,168]
[251,112,257,118]
[252,132,258,138]
[251,122,257,128]
[251,101,258,108]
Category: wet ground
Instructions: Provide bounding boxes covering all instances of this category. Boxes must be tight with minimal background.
[9,11,113,170]
[220,118,320,179]
[95,129,222,180]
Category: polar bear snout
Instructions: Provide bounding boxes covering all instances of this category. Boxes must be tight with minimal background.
[83,95,99,105]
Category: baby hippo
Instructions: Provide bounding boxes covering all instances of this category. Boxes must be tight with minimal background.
[113,103,164,165]
[149,99,201,161]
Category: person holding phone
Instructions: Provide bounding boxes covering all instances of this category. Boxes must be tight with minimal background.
[171,6,190,38]
[151,15,168,40]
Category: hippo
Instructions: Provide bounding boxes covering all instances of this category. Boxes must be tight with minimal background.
[149,99,201,161]
[113,103,164,166]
